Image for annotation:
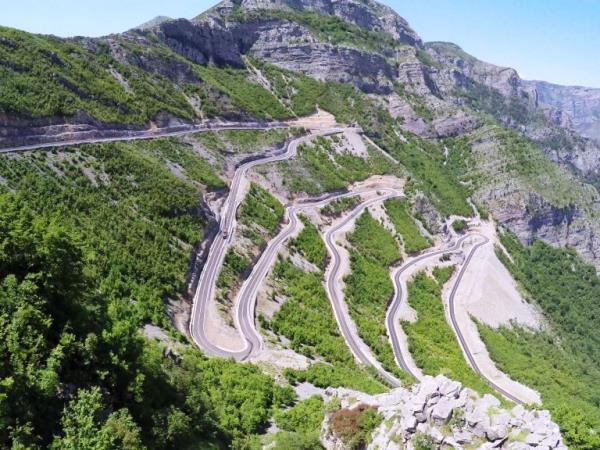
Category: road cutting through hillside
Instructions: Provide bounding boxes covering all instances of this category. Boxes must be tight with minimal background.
[447,234,530,405]
[233,188,399,360]
[189,127,360,359]
[323,190,405,388]
[386,235,470,380]
[385,229,534,405]
[102,117,540,403]
[0,122,293,154]
[0,109,339,153]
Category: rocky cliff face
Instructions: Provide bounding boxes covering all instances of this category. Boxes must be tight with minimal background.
[4,0,600,271]
[321,375,565,450]
[525,80,600,142]
[206,0,422,46]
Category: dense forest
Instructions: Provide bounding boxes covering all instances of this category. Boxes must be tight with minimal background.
[0,140,302,449]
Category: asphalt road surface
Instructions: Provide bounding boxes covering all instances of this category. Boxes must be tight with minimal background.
[386,231,526,404]
[0,121,291,153]
[13,115,527,401]
[233,188,388,359]
[189,128,356,359]
[386,235,469,379]
[447,235,525,405]
[323,189,404,388]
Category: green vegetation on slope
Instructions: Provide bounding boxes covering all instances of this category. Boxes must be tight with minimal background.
[344,211,412,383]
[238,183,284,246]
[272,395,325,448]
[384,198,431,254]
[260,9,402,54]
[195,64,291,119]
[0,141,297,449]
[451,219,467,233]
[498,232,600,367]
[0,27,195,123]
[475,231,600,449]
[321,196,360,218]
[230,8,401,53]
[402,270,496,397]
[467,126,595,209]
[0,27,325,125]
[132,137,225,188]
[269,259,385,394]
[275,395,325,434]
[378,130,472,217]
[0,139,220,326]
[216,248,251,304]
[279,135,393,194]
[290,216,327,268]
[347,210,400,265]
[248,60,393,132]
[194,129,296,155]
[478,325,600,450]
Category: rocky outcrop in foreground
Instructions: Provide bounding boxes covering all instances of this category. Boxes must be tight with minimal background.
[321,375,565,450]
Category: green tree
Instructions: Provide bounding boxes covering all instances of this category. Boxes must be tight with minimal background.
[51,387,145,450]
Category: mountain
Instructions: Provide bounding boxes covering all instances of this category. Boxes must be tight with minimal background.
[134,16,173,31]
[3,0,600,270]
[1,0,600,449]
[524,79,600,141]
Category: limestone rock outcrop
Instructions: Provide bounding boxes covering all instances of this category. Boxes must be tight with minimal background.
[321,375,565,450]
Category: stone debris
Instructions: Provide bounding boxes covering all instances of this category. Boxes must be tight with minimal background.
[320,375,565,450]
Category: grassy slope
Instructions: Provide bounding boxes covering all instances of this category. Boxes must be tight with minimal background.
[402,269,496,397]
[344,211,413,384]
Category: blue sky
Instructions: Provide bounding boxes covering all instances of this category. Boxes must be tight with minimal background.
[2,0,599,88]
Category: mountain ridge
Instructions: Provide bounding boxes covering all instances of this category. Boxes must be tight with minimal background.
[1,1,600,448]
[3,0,600,274]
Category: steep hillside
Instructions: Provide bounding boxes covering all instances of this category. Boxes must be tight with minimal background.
[1,0,600,448]
[525,80,600,142]
[3,0,600,271]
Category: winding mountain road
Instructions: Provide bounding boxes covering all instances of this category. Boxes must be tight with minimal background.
[5,110,534,402]
[189,127,356,359]
[232,189,390,359]
[323,190,404,388]
[386,235,469,379]
[385,230,528,404]
[447,235,526,405]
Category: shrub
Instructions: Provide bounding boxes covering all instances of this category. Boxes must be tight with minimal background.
[384,199,431,254]
[451,219,467,233]
[402,271,496,397]
[329,405,382,450]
